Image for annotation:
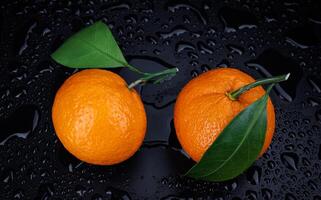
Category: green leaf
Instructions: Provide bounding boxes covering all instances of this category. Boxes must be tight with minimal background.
[185,92,270,182]
[51,21,128,68]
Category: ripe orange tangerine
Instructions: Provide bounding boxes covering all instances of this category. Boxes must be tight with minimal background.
[174,68,275,162]
[52,69,146,165]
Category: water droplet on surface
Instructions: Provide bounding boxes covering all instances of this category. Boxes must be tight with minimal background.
[157,26,188,39]
[286,23,321,48]
[166,2,208,25]
[100,3,131,12]
[219,7,257,32]
[75,185,87,197]
[35,184,54,199]
[197,41,213,54]
[18,22,37,55]
[245,190,258,200]
[146,36,158,45]
[217,59,230,68]
[246,166,261,185]
[307,76,321,93]
[0,105,39,145]
[175,42,195,53]
[308,97,320,107]
[57,144,82,172]
[190,70,199,78]
[42,28,51,36]
[13,190,25,199]
[262,188,273,200]
[281,152,299,171]
[1,169,13,183]
[226,44,243,55]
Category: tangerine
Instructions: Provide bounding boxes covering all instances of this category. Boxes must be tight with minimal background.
[52,69,146,165]
[174,68,275,162]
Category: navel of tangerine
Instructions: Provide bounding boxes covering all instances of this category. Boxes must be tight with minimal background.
[52,69,147,165]
[174,68,275,162]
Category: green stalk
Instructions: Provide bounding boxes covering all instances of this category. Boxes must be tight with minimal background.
[128,68,179,89]
[125,64,147,75]
[227,73,290,100]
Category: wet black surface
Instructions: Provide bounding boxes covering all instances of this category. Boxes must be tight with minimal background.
[0,0,321,199]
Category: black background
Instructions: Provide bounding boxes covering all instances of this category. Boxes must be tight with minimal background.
[0,0,321,199]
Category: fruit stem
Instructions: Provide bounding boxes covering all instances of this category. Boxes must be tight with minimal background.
[227,73,290,100]
[128,67,179,89]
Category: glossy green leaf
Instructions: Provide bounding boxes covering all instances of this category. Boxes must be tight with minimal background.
[51,21,128,68]
[185,92,270,181]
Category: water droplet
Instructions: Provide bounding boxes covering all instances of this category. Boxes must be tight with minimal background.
[18,22,37,55]
[281,152,299,171]
[219,7,257,32]
[197,42,213,54]
[153,49,161,55]
[42,28,51,36]
[188,52,199,59]
[0,105,39,145]
[226,44,243,55]
[75,185,86,197]
[267,161,275,169]
[1,169,13,183]
[262,188,273,200]
[157,26,188,39]
[286,23,321,48]
[166,2,208,25]
[124,15,137,24]
[308,97,320,107]
[101,3,130,12]
[245,190,258,200]
[57,144,82,172]
[35,184,54,199]
[201,65,210,72]
[247,166,261,185]
[146,36,158,45]
[191,70,199,78]
[175,42,195,53]
[13,190,25,199]
[307,76,321,93]
[217,59,230,68]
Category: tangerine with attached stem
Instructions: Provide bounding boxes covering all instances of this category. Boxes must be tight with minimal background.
[174,68,289,162]
[52,67,177,165]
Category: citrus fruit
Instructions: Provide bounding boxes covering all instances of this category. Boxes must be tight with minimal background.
[52,69,147,165]
[174,68,275,162]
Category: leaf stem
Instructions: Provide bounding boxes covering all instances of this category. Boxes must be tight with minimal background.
[125,64,147,75]
[128,67,179,89]
[227,73,290,100]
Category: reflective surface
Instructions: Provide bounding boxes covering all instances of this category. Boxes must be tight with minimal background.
[0,0,321,199]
